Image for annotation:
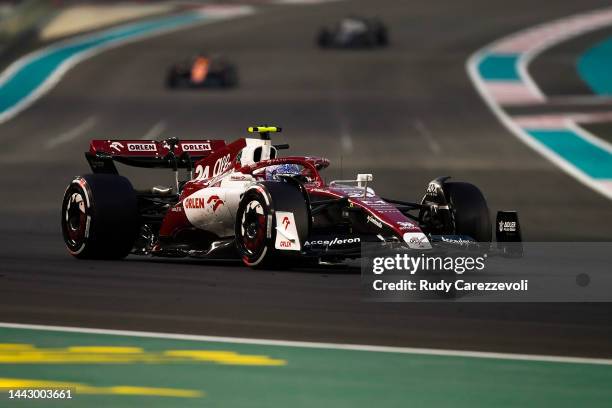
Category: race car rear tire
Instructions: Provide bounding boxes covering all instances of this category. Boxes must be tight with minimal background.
[221,67,239,87]
[235,182,309,268]
[61,174,139,259]
[443,182,492,242]
[317,29,332,47]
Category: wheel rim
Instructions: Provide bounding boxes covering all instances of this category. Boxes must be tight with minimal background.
[63,189,88,250]
[239,199,266,257]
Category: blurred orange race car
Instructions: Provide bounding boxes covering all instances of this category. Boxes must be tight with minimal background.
[166,54,238,88]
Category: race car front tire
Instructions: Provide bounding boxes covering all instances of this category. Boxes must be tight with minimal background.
[166,71,179,88]
[443,182,492,243]
[61,174,139,259]
[235,182,309,268]
[377,27,389,46]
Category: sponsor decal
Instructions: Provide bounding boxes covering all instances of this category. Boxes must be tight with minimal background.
[360,199,398,212]
[127,143,156,152]
[348,191,375,198]
[184,197,205,209]
[183,195,224,212]
[181,143,211,152]
[367,215,383,229]
[441,236,473,246]
[195,154,232,180]
[426,183,438,196]
[110,141,124,152]
[363,199,388,206]
[403,232,432,249]
[397,221,416,230]
[267,214,273,239]
[282,216,291,230]
[499,221,516,232]
[208,195,224,212]
[309,188,330,195]
[304,237,361,247]
[275,211,300,251]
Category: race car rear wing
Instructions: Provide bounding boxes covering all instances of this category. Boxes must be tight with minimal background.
[86,138,226,174]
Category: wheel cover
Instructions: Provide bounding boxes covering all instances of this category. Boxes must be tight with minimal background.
[63,190,88,250]
[239,200,266,257]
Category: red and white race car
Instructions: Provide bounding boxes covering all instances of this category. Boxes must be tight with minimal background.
[61,126,522,267]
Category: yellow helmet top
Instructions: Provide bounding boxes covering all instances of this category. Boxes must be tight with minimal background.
[248,126,281,134]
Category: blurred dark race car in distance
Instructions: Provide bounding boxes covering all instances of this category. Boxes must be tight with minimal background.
[317,17,388,48]
[166,54,238,88]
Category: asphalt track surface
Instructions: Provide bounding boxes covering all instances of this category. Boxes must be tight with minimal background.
[1,0,611,358]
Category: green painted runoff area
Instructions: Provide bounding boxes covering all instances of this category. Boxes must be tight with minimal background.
[0,327,611,407]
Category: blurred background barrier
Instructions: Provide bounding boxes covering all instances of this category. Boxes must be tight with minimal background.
[0,0,57,55]
[0,1,187,57]
[39,3,175,40]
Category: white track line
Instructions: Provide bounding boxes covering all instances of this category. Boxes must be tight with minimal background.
[339,119,353,153]
[45,116,98,149]
[567,121,612,154]
[0,322,611,366]
[546,95,612,105]
[141,120,167,140]
[413,119,441,154]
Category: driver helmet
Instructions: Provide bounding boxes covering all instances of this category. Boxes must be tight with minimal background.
[265,164,301,180]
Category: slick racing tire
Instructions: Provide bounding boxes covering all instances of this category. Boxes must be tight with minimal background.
[221,66,239,88]
[61,174,139,259]
[166,71,178,88]
[317,29,332,47]
[377,27,389,46]
[235,182,309,268]
[443,182,492,243]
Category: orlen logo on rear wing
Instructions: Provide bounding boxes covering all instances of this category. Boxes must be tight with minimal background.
[127,142,156,152]
[180,142,212,152]
[86,139,227,174]
[89,139,226,158]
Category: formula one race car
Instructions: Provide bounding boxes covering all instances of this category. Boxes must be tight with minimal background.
[317,17,388,48]
[166,54,238,88]
[61,127,522,268]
